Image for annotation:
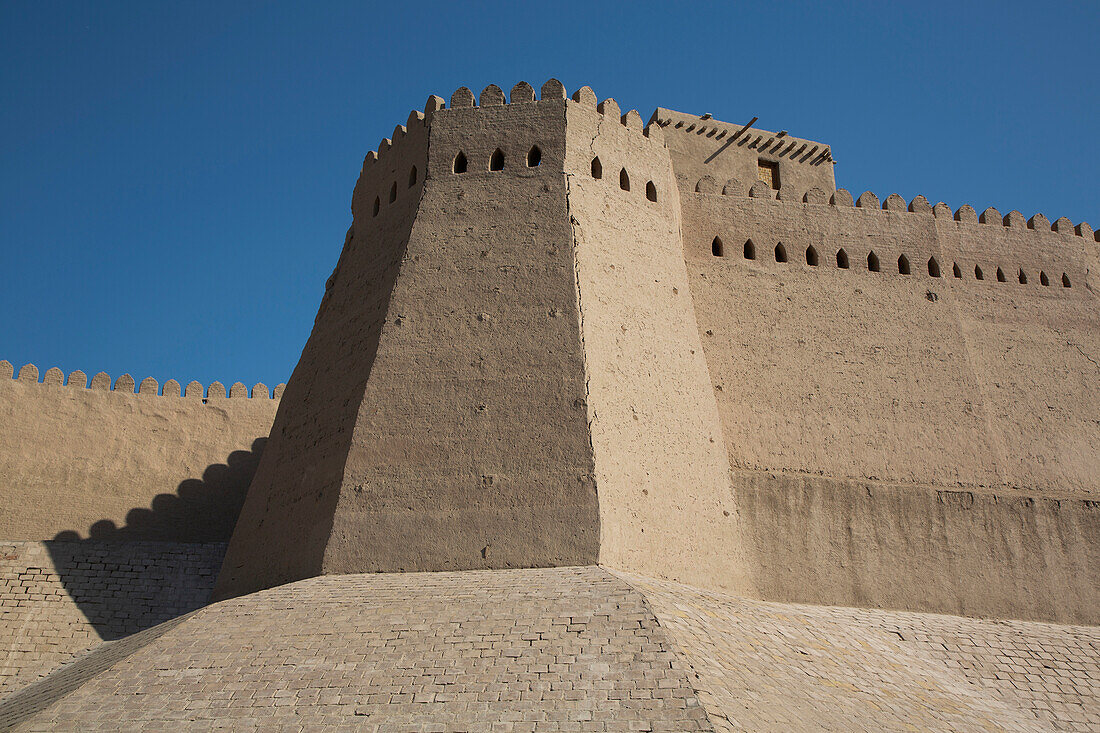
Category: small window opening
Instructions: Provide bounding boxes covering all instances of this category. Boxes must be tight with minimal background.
[389,182,397,203]
[898,254,911,275]
[646,181,657,202]
[619,168,630,191]
[744,239,756,260]
[953,263,962,279]
[373,197,380,217]
[591,157,602,179]
[868,251,880,272]
[1040,271,1049,286]
[1062,273,1071,288]
[928,257,941,277]
[527,145,542,167]
[490,149,504,171]
[775,243,788,263]
[1018,269,1028,284]
[975,265,984,280]
[836,249,849,269]
[806,246,819,266]
[408,166,418,187]
[453,151,468,174]
[712,237,724,257]
[996,267,1006,282]
[757,159,780,190]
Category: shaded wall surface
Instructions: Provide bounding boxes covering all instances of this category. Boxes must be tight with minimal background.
[676,178,1100,623]
[0,374,277,542]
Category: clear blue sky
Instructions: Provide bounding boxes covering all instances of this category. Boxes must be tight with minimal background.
[2,1,1097,389]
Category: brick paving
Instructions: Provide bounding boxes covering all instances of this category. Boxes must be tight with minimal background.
[5,564,1099,731]
[12,566,712,731]
[0,541,223,697]
[617,571,1100,732]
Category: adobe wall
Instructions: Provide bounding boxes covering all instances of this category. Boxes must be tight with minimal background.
[215,107,434,598]
[563,90,754,595]
[217,82,602,599]
[0,364,279,542]
[676,180,1100,622]
[0,540,224,698]
[652,108,836,203]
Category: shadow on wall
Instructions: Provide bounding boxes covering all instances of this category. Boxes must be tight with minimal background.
[43,438,266,640]
[54,438,266,543]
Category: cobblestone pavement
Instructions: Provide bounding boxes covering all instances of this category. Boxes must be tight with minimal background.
[13,566,712,731]
[616,571,1100,732]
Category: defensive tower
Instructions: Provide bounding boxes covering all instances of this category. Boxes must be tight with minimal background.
[213,80,1100,622]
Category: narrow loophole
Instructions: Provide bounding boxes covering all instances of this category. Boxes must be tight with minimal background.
[490,149,504,171]
[453,151,468,174]
[527,145,541,167]
[836,249,849,269]
[712,237,724,257]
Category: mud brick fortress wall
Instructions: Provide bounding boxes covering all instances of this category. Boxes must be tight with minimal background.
[0,363,280,542]
[1,78,1097,683]
[215,82,1098,623]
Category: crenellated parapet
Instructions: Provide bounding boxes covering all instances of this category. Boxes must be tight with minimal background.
[681,177,1094,291]
[0,360,284,401]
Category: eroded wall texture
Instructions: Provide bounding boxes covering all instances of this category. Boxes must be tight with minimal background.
[666,112,1100,622]
[216,83,602,601]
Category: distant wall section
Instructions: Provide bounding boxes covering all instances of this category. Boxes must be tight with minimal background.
[678,184,1100,622]
[0,365,279,542]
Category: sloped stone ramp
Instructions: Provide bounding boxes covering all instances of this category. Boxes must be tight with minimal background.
[3,566,1097,731]
[5,567,710,731]
[617,571,1100,732]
